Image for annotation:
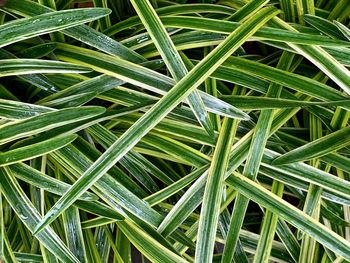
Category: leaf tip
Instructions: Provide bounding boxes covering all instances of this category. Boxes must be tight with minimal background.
[242,114,251,121]
[32,222,44,235]
[33,212,56,235]
[271,156,287,166]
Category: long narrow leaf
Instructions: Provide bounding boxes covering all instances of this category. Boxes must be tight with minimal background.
[0,167,80,263]
[0,134,77,166]
[273,125,350,164]
[0,106,104,145]
[4,0,145,63]
[33,6,278,235]
[226,173,350,260]
[131,0,214,136]
[195,118,238,263]
[0,8,110,48]
[0,59,91,77]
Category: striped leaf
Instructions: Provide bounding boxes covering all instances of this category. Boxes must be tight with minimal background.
[0,8,111,48]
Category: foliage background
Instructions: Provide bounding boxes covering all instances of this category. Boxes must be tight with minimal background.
[0,0,350,262]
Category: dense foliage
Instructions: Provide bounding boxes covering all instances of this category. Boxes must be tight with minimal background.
[0,0,350,262]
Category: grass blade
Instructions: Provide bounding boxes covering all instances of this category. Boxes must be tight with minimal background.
[222,51,295,263]
[273,17,350,96]
[54,44,246,119]
[0,167,80,263]
[0,59,91,77]
[0,8,111,48]
[0,134,77,166]
[33,4,278,236]
[0,106,104,145]
[334,21,350,41]
[4,0,145,63]
[303,14,346,39]
[160,16,350,47]
[226,173,350,261]
[253,181,285,262]
[10,163,97,201]
[130,0,214,136]
[195,118,238,263]
[117,221,187,263]
[273,125,350,164]
[220,96,350,109]
[0,99,52,120]
[1,0,348,260]
[224,57,347,101]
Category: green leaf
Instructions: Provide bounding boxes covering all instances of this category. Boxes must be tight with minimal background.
[0,8,111,48]
[144,166,205,206]
[222,51,295,263]
[273,17,350,96]
[54,43,247,119]
[0,190,3,261]
[81,217,116,229]
[2,228,17,262]
[261,150,350,203]
[33,6,278,235]
[12,106,150,151]
[253,180,285,263]
[4,0,145,63]
[130,0,214,136]
[74,200,124,221]
[117,221,187,263]
[51,144,162,226]
[220,95,350,109]
[0,167,80,263]
[0,59,91,77]
[14,42,57,59]
[0,106,104,145]
[103,3,235,35]
[224,57,347,101]
[141,133,210,167]
[1,0,349,261]
[14,252,43,262]
[62,207,88,263]
[92,0,111,31]
[226,173,350,261]
[0,134,77,166]
[303,14,347,40]
[334,20,350,41]
[38,75,124,108]
[87,124,175,186]
[10,163,97,201]
[295,0,315,24]
[195,118,238,263]
[0,49,62,93]
[160,16,350,47]
[273,125,350,164]
[0,99,52,120]
[156,172,207,237]
[227,0,269,21]
[111,113,217,146]
[279,0,295,22]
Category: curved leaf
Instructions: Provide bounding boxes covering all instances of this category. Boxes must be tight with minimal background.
[0,8,111,48]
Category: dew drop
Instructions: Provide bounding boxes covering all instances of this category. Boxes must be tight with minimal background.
[16,204,28,220]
